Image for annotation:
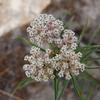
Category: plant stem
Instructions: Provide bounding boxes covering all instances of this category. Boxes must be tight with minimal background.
[57,80,69,100]
[54,77,57,100]
[56,78,59,97]
[71,74,84,100]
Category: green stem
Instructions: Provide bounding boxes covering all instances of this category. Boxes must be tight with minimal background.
[57,80,69,100]
[56,78,59,97]
[71,74,84,100]
[54,77,57,100]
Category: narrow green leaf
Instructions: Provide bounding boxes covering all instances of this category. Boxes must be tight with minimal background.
[12,77,33,94]
[78,27,86,46]
[89,28,100,45]
[76,45,100,53]
[64,17,74,28]
[16,36,45,52]
[84,71,100,88]
[86,57,100,62]
[85,88,93,100]
[76,45,100,63]
[71,74,84,100]
[82,53,98,63]
[92,57,100,60]
[86,66,100,69]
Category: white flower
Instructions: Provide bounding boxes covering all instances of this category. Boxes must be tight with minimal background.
[23,14,85,81]
[62,29,78,49]
[50,48,85,80]
[23,47,55,81]
[27,14,64,48]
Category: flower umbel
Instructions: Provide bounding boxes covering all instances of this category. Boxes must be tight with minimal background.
[27,14,64,48]
[23,14,85,81]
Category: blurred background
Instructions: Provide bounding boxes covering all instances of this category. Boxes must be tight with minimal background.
[0,0,100,100]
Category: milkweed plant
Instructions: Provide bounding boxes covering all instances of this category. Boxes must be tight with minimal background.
[14,14,100,100]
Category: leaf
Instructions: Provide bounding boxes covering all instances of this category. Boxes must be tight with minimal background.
[85,88,93,100]
[92,57,100,60]
[86,66,100,69]
[85,57,100,62]
[76,45,100,63]
[16,36,45,52]
[89,28,100,45]
[76,45,100,53]
[71,74,84,100]
[64,17,74,28]
[78,22,88,46]
[84,71,100,88]
[12,77,33,94]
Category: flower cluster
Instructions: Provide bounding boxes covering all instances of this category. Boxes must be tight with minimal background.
[23,14,85,81]
[27,14,64,48]
[23,47,54,81]
[51,46,85,80]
